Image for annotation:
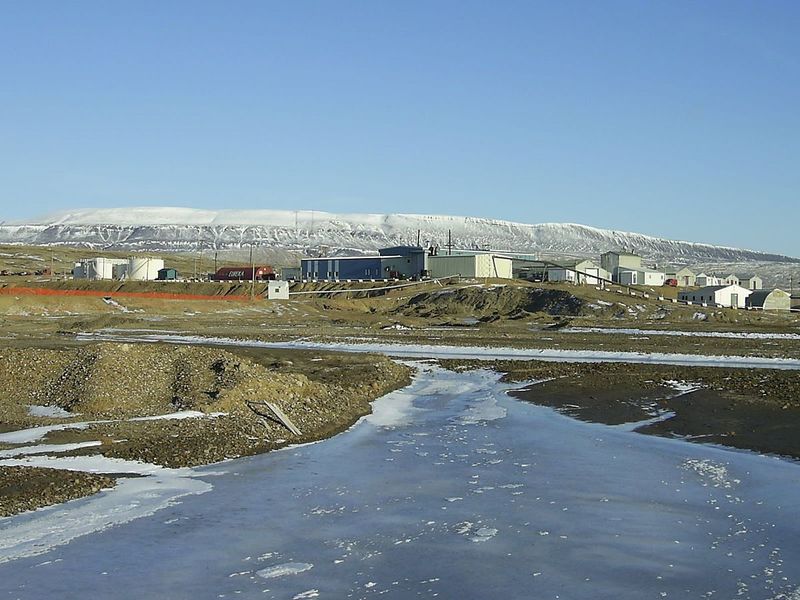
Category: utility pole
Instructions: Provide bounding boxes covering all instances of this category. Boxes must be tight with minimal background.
[193,228,199,280]
[250,242,255,300]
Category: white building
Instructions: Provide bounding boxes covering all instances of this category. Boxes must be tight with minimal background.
[679,285,752,308]
[618,269,666,287]
[428,254,513,279]
[72,257,128,280]
[695,273,723,287]
[72,256,165,281]
[546,260,609,285]
[123,257,165,281]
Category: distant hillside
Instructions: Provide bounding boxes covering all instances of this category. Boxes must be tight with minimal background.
[2,208,797,270]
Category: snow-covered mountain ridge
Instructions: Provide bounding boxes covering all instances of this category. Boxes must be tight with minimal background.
[1,207,797,267]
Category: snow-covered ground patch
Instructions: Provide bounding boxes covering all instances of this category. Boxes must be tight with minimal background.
[663,379,700,395]
[27,405,77,418]
[0,411,226,444]
[0,441,102,459]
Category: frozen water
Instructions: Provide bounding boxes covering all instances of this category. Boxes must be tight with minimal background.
[1,366,799,599]
[75,331,800,370]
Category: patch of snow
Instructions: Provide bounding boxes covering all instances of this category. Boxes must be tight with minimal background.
[129,411,227,422]
[681,458,740,489]
[27,405,77,418]
[256,562,314,579]
[0,441,102,459]
[0,411,226,444]
[663,380,700,395]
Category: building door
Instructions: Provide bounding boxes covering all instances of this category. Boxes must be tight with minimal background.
[730,293,739,308]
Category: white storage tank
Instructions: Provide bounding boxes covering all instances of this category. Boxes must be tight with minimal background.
[126,257,165,280]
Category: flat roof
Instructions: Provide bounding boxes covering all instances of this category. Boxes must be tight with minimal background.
[430,253,513,260]
[302,255,402,261]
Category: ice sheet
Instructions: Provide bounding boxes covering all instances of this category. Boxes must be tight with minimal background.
[1,365,799,599]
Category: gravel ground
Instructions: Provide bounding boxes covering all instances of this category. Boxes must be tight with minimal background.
[0,466,115,518]
[0,343,411,516]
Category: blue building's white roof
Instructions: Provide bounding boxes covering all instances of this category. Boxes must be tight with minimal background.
[302,255,402,261]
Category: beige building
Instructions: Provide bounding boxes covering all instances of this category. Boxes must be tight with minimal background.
[738,274,763,290]
[428,254,513,279]
[600,251,642,279]
[665,267,696,287]
[723,274,740,287]
[746,289,791,310]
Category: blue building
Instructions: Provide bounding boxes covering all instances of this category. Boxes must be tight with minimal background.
[301,256,402,280]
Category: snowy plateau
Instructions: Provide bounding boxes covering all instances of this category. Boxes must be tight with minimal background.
[1,207,798,284]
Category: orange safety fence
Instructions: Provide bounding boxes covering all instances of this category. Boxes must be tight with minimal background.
[0,286,254,302]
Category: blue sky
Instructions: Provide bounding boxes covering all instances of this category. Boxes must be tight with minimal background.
[0,1,798,255]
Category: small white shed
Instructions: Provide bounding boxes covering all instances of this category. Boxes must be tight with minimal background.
[267,280,290,300]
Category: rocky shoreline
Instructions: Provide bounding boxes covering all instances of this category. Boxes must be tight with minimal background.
[0,343,412,517]
[0,466,116,518]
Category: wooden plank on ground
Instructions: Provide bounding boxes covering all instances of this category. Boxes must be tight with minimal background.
[264,402,302,436]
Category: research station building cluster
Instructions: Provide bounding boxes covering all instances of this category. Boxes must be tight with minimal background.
[300,246,513,281]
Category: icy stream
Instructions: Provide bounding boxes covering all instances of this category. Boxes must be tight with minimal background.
[1,366,800,599]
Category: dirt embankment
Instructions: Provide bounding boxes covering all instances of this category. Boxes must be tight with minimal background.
[0,343,412,516]
[395,286,589,322]
[441,359,800,460]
